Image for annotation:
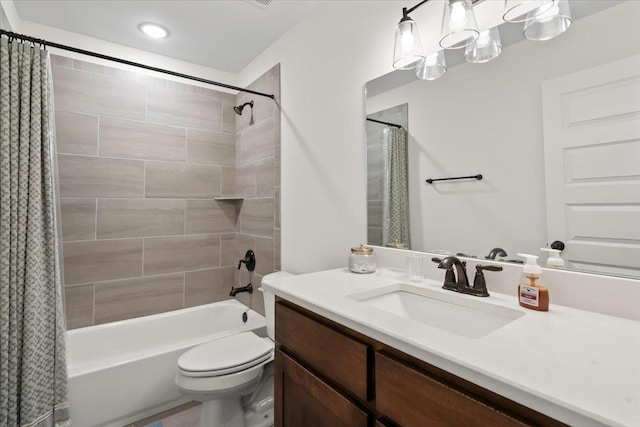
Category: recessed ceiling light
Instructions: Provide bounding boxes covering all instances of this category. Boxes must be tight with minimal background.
[138,22,170,39]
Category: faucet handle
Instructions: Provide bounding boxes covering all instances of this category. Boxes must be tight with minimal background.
[432,257,457,289]
[471,264,503,297]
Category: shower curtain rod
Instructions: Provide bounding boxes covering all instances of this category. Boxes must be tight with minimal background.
[366,118,403,129]
[0,29,275,100]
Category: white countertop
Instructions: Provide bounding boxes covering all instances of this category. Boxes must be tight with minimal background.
[262,268,640,427]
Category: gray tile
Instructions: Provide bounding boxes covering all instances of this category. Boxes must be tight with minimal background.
[239,118,274,164]
[274,144,281,186]
[235,164,255,197]
[147,87,222,130]
[159,403,202,427]
[112,69,167,89]
[367,201,383,228]
[221,166,236,197]
[94,273,184,324]
[255,157,274,197]
[52,65,146,120]
[60,198,96,241]
[51,54,73,68]
[240,198,274,238]
[58,154,145,198]
[184,267,235,307]
[64,284,94,329]
[144,234,221,276]
[64,239,143,285]
[254,237,274,277]
[186,200,236,234]
[221,233,236,267]
[97,199,185,239]
[145,162,221,198]
[55,110,98,155]
[221,97,236,134]
[99,117,186,162]
[167,81,204,95]
[250,280,265,316]
[74,59,116,76]
[235,233,256,266]
[186,129,234,166]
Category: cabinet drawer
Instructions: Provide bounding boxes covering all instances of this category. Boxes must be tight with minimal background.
[376,352,527,427]
[276,301,370,401]
[276,349,369,427]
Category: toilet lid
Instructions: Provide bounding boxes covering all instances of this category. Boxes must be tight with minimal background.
[178,332,273,374]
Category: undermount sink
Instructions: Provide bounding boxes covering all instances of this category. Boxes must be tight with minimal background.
[348,283,524,339]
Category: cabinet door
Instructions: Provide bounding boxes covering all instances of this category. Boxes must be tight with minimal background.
[275,349,369,427]
[376,352,528,427]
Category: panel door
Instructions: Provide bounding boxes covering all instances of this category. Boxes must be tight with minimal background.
[542,54,640,276]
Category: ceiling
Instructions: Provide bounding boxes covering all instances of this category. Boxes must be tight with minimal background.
[13,0,321,73]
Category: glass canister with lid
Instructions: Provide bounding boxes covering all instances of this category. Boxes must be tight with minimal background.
[349,244,377,274]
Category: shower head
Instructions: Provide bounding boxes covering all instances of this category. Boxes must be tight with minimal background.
[233,101,254,116]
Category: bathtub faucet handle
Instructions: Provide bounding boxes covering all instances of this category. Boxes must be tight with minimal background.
[238,250,256,272]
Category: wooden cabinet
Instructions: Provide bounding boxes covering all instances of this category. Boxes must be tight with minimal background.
[274,300,565,427]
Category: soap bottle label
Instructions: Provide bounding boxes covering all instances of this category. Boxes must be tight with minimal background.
[520,285,539,307]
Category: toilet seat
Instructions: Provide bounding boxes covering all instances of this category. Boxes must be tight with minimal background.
[178,332,274,378]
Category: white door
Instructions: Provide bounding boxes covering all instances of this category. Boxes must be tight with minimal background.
[542,54,640,277]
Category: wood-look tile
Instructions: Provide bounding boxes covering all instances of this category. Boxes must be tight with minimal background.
[275,186,281,229]
[60,198,96,241]
[94,273,184,324]
[274,144,281,187]
[254,236,274,277]
[184,267,235,307]
[64,239,143,285]
[255,157,274,197]
[97,199,185,239]
[64,284,94,329]
[51,54,73,68]
[250,279,265,316]
[221,166,236,197]
[144,234,221,276]
[239,118,275,164]
[146,87,222,131]
[74,59,116,77]
[240,198,274,238]
[186,129,234,166]
[221,233,236,267]
[145,162,221,199]
[167,81,204,95]
[99,117,186,161]
[58,154,144,198]
[185,200,236,234]
[52,65,145,120]
[55,110,98,155]
[221,97,236,134]
[367,201,383,228]
[235,164,255,197]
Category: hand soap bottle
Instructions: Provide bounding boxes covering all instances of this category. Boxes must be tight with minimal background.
[516,253,549,311]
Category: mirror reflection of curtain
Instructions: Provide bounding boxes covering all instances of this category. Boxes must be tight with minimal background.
[382,127,410,248]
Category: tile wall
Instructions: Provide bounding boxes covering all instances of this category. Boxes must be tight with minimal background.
[53,55,280,328]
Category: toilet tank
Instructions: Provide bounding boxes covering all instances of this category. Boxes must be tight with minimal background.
[261,271,294,341]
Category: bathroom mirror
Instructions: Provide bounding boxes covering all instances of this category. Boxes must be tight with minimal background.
[365,0,640,279]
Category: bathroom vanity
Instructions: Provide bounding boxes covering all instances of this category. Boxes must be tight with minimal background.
[263,269,640,427]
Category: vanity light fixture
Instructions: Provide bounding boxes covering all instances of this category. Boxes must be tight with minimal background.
[465,27,502,63]
[503,0,555,23]
[138,22,170,39]
[416,50,447,80]
[392,2,427,70]
[439,0,479,50]
[523,0,572,41]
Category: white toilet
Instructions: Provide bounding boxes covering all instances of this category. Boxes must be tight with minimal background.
[175,271,292,427]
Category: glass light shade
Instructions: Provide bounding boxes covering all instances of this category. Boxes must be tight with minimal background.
[465,27,502,64]
[416,51,447,81]
[440,0,479,50]
[393,18,426,70]
[503,0,555,23]
[523,0,572,41]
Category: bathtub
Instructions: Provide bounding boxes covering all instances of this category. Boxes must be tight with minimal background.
[66,300,266,427]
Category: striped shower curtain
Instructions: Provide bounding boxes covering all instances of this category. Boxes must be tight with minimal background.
[382,127,411,248]
[0,37,70,426]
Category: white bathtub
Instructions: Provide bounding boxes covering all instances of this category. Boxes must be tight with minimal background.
[66,300,266,427]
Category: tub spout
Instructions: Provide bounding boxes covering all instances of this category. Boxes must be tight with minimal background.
[229,283,253,297]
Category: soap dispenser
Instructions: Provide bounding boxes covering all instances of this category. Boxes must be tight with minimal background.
[517,253,549,311]
[541,248,565,267]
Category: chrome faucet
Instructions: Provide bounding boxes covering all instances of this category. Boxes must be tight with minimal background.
[434,256,502,297]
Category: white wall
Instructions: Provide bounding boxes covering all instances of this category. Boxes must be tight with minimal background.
[0,0,20,31]
[366,1,640,258]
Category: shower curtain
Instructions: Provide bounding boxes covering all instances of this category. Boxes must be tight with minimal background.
[0,38,70,426]
[382,127,411,248]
